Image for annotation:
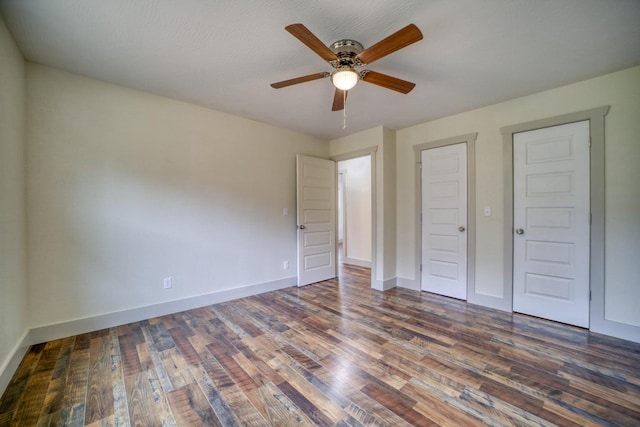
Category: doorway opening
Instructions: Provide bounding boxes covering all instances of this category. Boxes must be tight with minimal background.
[332,148,376,290]
[337,155,372,269]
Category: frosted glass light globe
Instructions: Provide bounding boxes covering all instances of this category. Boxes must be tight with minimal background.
[332,69,359,90]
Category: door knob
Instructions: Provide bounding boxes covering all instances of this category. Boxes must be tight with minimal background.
[299,225,306,230]
[515,228,524,235]
[458,226,466,232]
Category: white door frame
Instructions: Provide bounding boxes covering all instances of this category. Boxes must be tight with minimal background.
[414,133,477,297]
[337,169,347,255]
[500,107,626,337]
[332,147,377,290]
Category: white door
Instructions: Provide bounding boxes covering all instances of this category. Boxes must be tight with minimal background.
[421,143,467,300]
[513,120,590,327]
[296,155,336,286]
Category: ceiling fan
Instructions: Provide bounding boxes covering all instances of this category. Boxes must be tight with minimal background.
[271,23,423,111]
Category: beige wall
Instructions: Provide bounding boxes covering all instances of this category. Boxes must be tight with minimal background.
[0,17,28,388]
[26,64,328,329]
[396,66,640,337]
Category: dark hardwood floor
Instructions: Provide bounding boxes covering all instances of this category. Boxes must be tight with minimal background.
[1,264,639,426]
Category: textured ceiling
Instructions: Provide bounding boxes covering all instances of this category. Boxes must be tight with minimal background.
[1,0,639,140]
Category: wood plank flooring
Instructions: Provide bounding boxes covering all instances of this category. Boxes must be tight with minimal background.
[1,264,639,426]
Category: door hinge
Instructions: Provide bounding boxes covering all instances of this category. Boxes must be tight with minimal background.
[417,161,422,169]
[420,264,423,272]
[590,213,592,224]
[590,290,592,301]
[589,137,592,148]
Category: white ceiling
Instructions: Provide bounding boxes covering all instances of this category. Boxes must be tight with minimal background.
[1,0,639,140]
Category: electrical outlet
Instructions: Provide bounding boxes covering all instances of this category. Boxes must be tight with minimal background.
[282,208,289,216]
[484,206,492,217]
[283,260,289,270]
[163,277,172,289]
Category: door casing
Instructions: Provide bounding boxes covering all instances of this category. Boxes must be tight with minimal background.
[501,107,612,332]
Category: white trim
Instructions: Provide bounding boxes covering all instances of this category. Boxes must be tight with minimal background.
[372,277,396,291]
[396,277,420,291]
[27,276,295,346]
[0,330,30,397]
[332,146,378,161]
[337,170,347,251]
[342,257,371,268]
[466,294,508,312]
[590,320,640,343]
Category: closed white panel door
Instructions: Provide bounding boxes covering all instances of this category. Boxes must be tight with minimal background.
[296,155,336,286]
[421,143,467,300]
[513,121,590,327]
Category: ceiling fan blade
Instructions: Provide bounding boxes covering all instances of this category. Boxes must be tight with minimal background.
[271,72,329,89]
[332,89,347,111]
[285,23,337,62]
[361,70,416,94]
[356,24,423,65]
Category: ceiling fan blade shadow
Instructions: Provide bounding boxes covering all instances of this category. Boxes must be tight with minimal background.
[361,71,415,94]
[332,88,347,111]
[285,23,337,62]
[356,24,422,65]
[271,72,328,89]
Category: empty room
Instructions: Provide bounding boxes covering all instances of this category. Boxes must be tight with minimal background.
[1,1,639,425]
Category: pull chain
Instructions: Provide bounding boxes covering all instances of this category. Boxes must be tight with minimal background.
[343,90,347,129]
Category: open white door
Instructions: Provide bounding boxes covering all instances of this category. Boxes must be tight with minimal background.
[296,155,336,286]
[513,120,590,327]
[421,143,468,300]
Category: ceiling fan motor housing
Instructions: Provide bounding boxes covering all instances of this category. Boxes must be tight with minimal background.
[330,39,364,68]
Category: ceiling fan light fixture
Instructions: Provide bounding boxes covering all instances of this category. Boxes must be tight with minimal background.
[332,68,359,91]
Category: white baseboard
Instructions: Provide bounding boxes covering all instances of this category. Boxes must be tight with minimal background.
[590,318,640,343]
[342,257,372,268]
[372,277,396,291]
[0,330,30,397]
[467,292,512,312]
[27,276,296,346]
[396,277,420,291]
